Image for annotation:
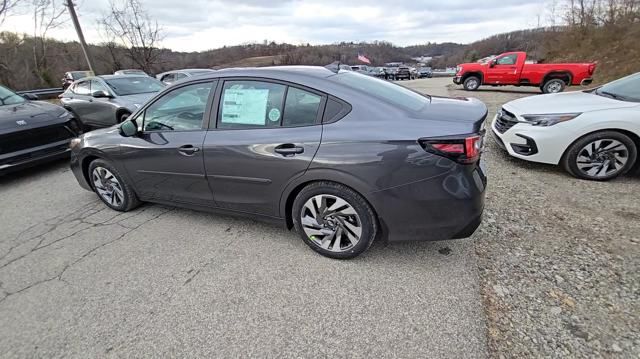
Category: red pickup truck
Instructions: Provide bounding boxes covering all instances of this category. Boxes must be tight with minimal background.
[453,51,596,93]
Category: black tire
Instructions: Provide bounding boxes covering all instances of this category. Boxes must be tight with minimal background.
[88,159,141,211]
[542,78,566,94]
[463,76,481,91]
[562,131,637,181]
[292,181,377,259]
[118,111,131,124]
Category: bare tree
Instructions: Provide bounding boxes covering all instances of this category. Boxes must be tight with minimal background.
[0,0,21,24]
[100,0,164,73]
[31,0,66,85]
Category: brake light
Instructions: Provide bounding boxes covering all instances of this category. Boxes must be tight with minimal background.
[588,63,596,75]
[419,135,483,164]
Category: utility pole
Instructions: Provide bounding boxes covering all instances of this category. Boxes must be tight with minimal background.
[66,0,96,73]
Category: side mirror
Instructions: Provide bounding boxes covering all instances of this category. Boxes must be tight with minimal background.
[22,93,38,100]
[92,90,111,98]
[120,120,138,137]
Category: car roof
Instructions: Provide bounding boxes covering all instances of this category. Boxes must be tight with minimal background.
[98,74,149,80]
[207,66,337,80]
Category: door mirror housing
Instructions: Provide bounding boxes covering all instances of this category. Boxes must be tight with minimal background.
[489,60,496,68]
[120,120,138,137]
[92,90,112,98]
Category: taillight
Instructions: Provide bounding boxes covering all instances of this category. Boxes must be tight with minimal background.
[588,63,596,75]
[419,135,483,164]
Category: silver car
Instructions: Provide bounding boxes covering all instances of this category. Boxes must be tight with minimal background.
[156,68,216,85]
[60,75,165,128]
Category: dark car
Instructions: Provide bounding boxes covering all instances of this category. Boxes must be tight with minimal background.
[60,75,165,129]
[61,71,93,90]
[0,85,81,174]
[396,66,412,80]
[70,66,487,259]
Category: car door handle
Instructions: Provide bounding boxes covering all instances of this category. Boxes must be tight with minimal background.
[178,145,200,156]
[274,144,304,156]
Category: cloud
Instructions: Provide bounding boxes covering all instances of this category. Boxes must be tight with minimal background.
[0,0,551,52]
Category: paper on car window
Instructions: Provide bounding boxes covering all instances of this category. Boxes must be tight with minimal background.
[221,89,269,125]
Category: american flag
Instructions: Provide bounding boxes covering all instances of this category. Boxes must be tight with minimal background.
[357,53,371,64]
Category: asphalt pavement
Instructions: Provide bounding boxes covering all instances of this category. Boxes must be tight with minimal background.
[0,77,487,358]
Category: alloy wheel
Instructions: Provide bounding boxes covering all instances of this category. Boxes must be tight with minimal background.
[300,194,362,253]
[547,81,563,93]
[576,139,629,178]
[466,78,479,90]
[92,167,124,207]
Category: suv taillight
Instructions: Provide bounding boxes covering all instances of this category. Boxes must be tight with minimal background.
[419,135,483,164]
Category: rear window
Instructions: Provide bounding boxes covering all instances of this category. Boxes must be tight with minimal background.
[105,77,164,96]
[331,72,430,111]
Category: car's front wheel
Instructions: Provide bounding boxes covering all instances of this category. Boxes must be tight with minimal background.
[562,131,637,181]
[292,182,377,259]
[463,76,480,91]
[88,159,141,211]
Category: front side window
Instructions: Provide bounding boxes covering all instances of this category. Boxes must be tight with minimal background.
[219,81,286,129]
[90,80,109,94]
[496,54,517,65]
[283,87,322,126]
[105,77,164,96]
[142,82,214,132]
[175,73,187,80]
[74,81,91,95]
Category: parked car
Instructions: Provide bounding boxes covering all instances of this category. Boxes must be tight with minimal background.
[418,67,433,78]
[0,85,81,174]
[156,68,216,85]
[69,66,488,259]
[395,66,412,80]
[61,70,93,90]
[492,72,639,181]
[454,51,597,93]
[114,69,149,76]
[60,75,165,128]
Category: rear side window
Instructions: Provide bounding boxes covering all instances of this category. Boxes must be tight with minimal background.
[331,72,429,112]
[282,87,322,126]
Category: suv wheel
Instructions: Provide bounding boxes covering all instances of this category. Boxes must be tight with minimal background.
[88,159,141,211]
[562,131,637,181]
[292,182,377,259]
[463,76,480,91]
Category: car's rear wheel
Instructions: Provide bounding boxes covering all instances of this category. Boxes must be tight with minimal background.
[562,131,637,181]
[542,78,566,94]
[88,159,141,211]
[292,182,377,259]
[463,76,480,91]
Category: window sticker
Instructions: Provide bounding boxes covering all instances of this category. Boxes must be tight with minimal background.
[268,108,281,122]
[221,89,269,125]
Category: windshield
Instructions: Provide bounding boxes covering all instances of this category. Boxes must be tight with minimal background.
[105,77,164,96]
[595,73,640,102]
[331,72,430,111]
[70,71,92,80]
[0,85,26,106]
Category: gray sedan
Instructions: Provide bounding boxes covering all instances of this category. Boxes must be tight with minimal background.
[60,75,165,128]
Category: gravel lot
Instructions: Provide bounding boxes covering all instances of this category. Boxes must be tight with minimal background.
[1,77,637,358]
[436,80,639,358]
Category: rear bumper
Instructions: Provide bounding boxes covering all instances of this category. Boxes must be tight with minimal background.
[0,140,71,174]
[580,78,594,86]
[371,160,487,242]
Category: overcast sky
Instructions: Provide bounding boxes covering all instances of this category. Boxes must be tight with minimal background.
[1,0,552,52]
